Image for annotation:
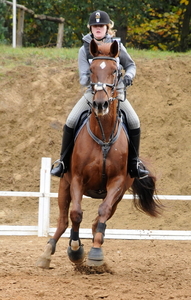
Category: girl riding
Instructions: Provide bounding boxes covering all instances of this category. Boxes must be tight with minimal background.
[51,10,149,179]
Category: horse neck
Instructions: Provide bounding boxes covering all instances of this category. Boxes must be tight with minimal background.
[90,100,118,142]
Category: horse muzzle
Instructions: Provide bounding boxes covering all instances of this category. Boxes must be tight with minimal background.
[93,100,109,116]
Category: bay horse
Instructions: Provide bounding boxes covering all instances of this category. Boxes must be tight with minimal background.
[37,40,161,268]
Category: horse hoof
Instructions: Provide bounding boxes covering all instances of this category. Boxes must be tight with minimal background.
[36,243,52,269]
[87,247,104,266]
[36,256,51,269]
[67,245,85,264]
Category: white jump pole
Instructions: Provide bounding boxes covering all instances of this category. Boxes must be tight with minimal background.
[38,157,51,237]
[12,0,17,48]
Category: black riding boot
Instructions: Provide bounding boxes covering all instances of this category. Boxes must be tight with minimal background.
[50,125,74,177]
[128,128,149,179]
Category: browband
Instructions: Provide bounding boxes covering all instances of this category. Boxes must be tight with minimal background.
[92,56,117,62]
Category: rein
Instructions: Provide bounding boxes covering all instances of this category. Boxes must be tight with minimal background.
[87,55,122,191]
[87,117,122,192]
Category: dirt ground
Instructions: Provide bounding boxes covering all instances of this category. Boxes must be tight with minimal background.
[1,236,191,300]
[0,52,191,299]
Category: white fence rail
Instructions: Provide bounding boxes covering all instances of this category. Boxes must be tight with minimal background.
[1,157,191,240]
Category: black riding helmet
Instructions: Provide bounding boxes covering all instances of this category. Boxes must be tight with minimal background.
[89,10,111,26]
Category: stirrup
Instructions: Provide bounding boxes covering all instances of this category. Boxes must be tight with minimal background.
[50,159,65,177]
[51,159,64,169]
[137,160,149,179]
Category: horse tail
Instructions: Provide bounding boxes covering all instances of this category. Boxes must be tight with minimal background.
[131,173,162,217]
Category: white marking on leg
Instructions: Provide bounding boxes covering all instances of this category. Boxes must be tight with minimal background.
[71,240,80,251]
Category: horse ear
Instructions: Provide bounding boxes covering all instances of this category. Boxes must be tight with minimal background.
[90,40,99,57]
[110,40,119,57]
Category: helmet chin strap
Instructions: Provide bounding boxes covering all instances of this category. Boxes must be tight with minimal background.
[91,30,108,41]
[95,37,106,41]
[91,34,107,42]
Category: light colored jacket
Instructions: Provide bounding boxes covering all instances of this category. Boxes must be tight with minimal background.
[78,33,136,89]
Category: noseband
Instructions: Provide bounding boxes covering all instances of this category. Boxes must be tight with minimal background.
[90,56,119,102]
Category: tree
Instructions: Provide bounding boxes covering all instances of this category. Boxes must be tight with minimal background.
[0,2,7,44]
[126,0,191,51]
[180,0,191,51]
[1,0,191,51]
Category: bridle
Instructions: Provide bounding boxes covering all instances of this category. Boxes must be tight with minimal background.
[90,56,120,103]
[86,55,123,192]
[87,55,122,140]
[87,55,122,144]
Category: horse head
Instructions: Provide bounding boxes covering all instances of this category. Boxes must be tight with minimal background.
[89,39,119,116]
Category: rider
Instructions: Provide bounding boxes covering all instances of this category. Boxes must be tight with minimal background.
[51,10,149,179]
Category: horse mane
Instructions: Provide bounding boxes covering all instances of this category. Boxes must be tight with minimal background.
[90,40,119,58]
[97,43,113,56]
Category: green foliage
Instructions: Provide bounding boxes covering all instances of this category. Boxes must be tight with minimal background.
[127,1,190,51]
[127,8,182,50]
[0,2,8,44]
[0,0,190,51]
[17,0,58,47]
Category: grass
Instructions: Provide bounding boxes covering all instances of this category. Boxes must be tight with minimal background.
[0,45,79,69]
[0,44,191,69]
[128,47,191,59]
[0,45,79,59]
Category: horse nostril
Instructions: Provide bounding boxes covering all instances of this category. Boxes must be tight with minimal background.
[103,101,108,109]
[93,101,108,112]
[93,102,98,109]
[98,103,103,110]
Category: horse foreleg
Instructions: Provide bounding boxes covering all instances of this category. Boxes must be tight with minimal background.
[92,201,118,237]
[67,177,85,264]
[36,177,71,269]
[88,177,126,266]
[88,212,116,266]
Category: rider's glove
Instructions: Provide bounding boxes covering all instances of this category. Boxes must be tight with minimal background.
[123,75,132,87]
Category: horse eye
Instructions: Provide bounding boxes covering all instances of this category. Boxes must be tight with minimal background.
[113,70,117,74]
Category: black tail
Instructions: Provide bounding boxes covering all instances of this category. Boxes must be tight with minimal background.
[131,173,162,217]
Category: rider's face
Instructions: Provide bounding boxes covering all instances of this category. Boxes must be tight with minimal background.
[91,25,107,40]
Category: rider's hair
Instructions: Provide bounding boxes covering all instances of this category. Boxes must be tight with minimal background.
[107,21,116,37]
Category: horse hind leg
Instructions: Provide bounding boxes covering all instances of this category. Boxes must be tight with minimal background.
[36,238,56,269]
[36,177,71,269]
[36,214,69,269]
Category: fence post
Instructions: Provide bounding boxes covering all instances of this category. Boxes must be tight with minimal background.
[38,157,51,237]
[17,8,25,47]
[56,22,64,48]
